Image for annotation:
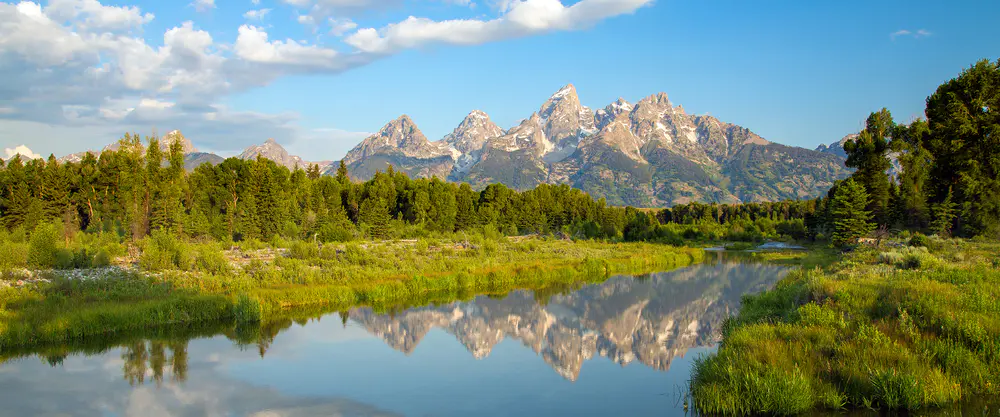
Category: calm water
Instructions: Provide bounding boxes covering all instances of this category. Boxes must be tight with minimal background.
[0,258,790,417]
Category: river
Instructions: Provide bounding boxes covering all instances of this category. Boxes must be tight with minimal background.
[0,257,790,417]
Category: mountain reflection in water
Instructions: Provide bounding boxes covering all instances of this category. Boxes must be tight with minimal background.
[348,260,789,381]
[0,258,789,417]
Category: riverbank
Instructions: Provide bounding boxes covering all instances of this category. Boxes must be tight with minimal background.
[0,237,703,350]
[690,237,1000,414]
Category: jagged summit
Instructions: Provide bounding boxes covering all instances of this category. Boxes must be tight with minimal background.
[162,130,198,153]
[47,84,852,206]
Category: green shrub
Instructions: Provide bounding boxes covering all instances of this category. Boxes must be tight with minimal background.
[27,223,61,268]
[140,230,194,271]
[93,248,112,267]
[281,221,301,239]
[288,240,320,260]
[0,241,29,269]
[195,246,230,275]
[909,233,931,248]
[318,222,354,243]
[877,246,940,270]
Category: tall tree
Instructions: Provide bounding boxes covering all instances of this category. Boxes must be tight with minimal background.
[891,120,933,229]
[925,59,1000,237]
[830,178,874,247]
[844,109,894,225]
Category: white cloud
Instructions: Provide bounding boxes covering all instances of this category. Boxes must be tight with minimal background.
[345,0,654,54]
[44,0,154,32]
[891,28,932,40]
[191,0,216,13]
[235,25,342,69]
[0,0,654,157]
[4,145,41,160]
[243,8,272,20]
[328,17,357,36]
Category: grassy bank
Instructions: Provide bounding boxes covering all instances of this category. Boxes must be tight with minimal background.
[691,238,1000,414]
[0,236,702,350]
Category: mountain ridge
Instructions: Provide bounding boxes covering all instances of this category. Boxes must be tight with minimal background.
[44,85,853,206]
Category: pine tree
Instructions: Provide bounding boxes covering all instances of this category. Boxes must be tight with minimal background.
[892,120,933,229]
[925,59,1000,237]
[831,178,874,247]
[359,171,394,239]
[844,109,894,225]
[335,160,350,185]
[455,183,477,231]
[931,187,958,237]
[306,164,321,180]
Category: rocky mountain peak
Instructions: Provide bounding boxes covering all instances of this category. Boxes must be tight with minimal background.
[344,114,450,166]
[596,98,634,130]
[638,92,671,107]
[537,84,596,162]
[444,110,504,155]
[815,134,858,158]
[239,138,305,169]
[161,130,197,154]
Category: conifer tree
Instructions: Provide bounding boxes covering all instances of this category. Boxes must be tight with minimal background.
[830,178,874,247]
[335,160,350,185]
[931,187,958,237]
[844,109,894,225]
[925,59,1000,237]
[455,183,477,231]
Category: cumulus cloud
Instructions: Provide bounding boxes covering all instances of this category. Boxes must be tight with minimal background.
[4,145,41,160]
[344,0,655,54]
[0,0,654,157]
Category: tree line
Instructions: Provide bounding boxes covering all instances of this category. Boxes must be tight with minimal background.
[1,59,996,249]
[813,59,999,245]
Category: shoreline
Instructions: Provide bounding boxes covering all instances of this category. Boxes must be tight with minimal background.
[0,238,704,350]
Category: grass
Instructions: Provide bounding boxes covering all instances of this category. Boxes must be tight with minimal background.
[690,237,1000,414]
[0,235,703,350]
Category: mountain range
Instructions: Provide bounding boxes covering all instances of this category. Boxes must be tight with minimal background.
[48,85,854,206]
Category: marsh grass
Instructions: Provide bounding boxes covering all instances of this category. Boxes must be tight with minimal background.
[691,239,1000,414]
[0,237,702,350]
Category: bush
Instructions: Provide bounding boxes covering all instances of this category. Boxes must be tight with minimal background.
[195,246,230,275]
[318,222,354,243]
[140,230,194,271]
[92,248,112,267]
[27,223,62,268]
[288,240,320,260]
[0,241,29,269]
[909,233,930,248]
[877,246,940,270]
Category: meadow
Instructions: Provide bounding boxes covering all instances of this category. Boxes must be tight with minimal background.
[0,229,703,350]
[690,237,1000,414]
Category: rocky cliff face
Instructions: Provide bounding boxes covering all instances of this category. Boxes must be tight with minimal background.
[335,84,851,206]
[342,115,455,180]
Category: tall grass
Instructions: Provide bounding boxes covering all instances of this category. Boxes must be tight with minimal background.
[690,239,1000,414]
[1,236,702,350]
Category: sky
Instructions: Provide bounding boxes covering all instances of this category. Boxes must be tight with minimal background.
[0,0,997,161]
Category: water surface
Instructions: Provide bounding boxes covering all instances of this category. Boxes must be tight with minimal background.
[0,259,790,417]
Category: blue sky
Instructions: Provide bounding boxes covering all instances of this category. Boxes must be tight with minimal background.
[1,0,997,160]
